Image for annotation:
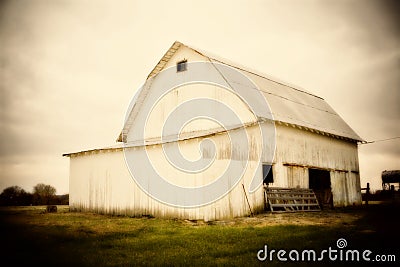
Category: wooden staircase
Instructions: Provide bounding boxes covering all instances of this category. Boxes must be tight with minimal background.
[264,187,321,212]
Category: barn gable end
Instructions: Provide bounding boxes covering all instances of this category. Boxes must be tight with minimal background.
[119,41,363,144]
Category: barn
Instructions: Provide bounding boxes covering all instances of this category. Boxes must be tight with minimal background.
[64,41,363,220]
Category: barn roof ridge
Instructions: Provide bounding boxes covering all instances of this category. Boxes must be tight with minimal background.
[148,41,323,100]
[117,41,363,143]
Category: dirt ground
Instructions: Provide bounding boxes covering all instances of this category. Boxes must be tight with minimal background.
[183,207,368,227]
[234,211,362,227]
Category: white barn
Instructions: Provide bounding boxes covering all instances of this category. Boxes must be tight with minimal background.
[64,41,363,220]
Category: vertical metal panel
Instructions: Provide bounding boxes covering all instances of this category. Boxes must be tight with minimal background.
[287,166,309,188]
[331,171,347,206]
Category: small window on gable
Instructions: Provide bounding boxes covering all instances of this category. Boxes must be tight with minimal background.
[177,60,187,72]
[263,164,274,184]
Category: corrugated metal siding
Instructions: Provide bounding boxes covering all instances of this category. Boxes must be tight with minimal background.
[272,124,362,206]
[70,127,266,220]
[126,83,257,145]
[69,122,361,219]
[274,124,360,171]
[287,166,309,188]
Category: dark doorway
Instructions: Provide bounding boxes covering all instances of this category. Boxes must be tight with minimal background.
[309,169,333,208]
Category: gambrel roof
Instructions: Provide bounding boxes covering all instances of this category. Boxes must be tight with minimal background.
[118,41,363,143]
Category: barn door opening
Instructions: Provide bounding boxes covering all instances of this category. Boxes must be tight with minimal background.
[309,169,333,209]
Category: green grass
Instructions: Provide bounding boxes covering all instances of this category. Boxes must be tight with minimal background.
[0,204,399,266]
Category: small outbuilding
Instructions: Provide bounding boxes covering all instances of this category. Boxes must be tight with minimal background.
[382,170,400,191]
[64,41,363,220]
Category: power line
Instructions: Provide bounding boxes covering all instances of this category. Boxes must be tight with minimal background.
[360,136,400,144]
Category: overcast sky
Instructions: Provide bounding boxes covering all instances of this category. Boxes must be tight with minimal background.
[1,0,399,194]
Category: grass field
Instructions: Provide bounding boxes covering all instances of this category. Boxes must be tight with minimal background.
[0,204,399,266]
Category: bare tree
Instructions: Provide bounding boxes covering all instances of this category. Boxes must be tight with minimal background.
[33,183,57,205]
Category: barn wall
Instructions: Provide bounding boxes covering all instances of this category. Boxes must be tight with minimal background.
[69,127,266,221]
[127,79,257,144]
[69,121,361,221]
[270,123,362,206]
[128,83,257,143]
